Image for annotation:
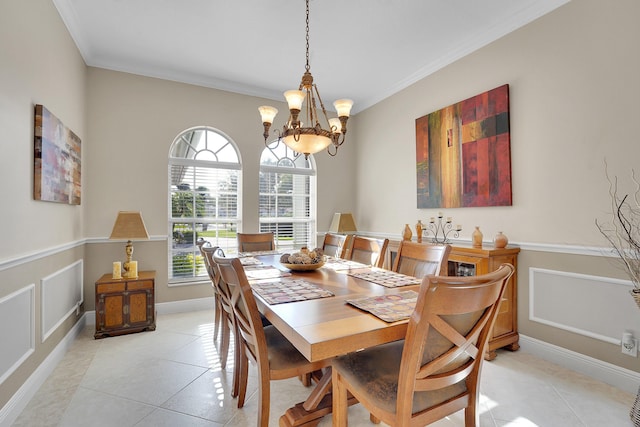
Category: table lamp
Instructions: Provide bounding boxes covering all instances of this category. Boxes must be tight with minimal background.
[109,211,149,278]
[329,213,357,234]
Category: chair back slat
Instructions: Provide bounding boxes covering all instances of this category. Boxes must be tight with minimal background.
[237,232,275,252]
[200,245,224,285]
[392,242,451,277]
[322,233,352,258]
[347,236,389,268]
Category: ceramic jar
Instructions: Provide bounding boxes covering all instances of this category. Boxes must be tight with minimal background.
[494,231,508,249]
[415,220,423,243]
[472,226,483,248]
[403,224,412,241]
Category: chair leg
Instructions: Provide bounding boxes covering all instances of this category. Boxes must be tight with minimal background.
[213,295,222,341]
[300,373,312,387]
[332,368,349,426]
[257,371,271,427]
[465,401,479,427]
[231,327,241,398]
[219,320,231,370]
[236,348,249,408]
[369,413,381,424]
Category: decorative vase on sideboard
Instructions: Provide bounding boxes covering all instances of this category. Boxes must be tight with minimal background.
[494,231,508,249]
[472,226,483,248]
[415,220,423,243]
[402,224,412,241]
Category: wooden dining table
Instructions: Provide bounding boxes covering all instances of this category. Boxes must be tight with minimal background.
[248,254,420,427]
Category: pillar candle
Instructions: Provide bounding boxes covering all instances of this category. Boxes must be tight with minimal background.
[112,262,122,279]
[129,261,138,278]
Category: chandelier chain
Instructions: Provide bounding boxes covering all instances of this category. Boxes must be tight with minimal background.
[257,0,352,158]
[305,0,310,72]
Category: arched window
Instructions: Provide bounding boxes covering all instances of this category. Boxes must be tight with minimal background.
[259,140,316,250]
[168,127,241,283]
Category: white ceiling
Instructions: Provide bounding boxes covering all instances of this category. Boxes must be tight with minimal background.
[52,0,568,114]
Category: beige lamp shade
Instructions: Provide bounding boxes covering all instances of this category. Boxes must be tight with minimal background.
[109,211,149,240]
[329,213,357,234]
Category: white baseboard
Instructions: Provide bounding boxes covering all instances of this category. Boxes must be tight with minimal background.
[0,314,87,427]
[156,297,215,315]
[520,334,640,394]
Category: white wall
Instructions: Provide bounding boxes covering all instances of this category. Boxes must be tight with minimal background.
[0,0,88,413]
[0,0,86,259]
[352,0,640,247]
[351,0,640,375]
[84,68,358,240]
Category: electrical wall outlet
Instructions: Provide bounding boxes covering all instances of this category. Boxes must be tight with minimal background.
[622,333,638,357]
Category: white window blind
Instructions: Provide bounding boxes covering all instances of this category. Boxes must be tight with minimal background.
[259,141,316,250]
[168,127,241,283]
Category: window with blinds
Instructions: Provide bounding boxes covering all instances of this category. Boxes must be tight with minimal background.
[169,127,241,283]
[259,141,316,251]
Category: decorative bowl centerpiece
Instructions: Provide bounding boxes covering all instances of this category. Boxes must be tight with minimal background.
[279,247,325,271]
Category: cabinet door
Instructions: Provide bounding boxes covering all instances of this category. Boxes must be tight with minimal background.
[127,290,152,326]
[447,254,489,276]
[101,294,125,329]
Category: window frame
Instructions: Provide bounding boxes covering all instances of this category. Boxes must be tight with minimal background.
[167,126,242,285]
[259,141,317,251]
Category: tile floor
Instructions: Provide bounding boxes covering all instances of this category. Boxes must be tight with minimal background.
[12,309,637,426]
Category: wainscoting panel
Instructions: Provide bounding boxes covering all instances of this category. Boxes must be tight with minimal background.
[529,268,640,344]
[41,260,83,342]
[0,285,35,386]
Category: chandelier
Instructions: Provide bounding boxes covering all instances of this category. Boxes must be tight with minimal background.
[258,0,353,159]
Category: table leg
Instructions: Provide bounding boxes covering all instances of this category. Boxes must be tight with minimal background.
[279,368,358,427]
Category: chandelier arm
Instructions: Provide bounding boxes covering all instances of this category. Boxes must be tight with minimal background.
[262,122,272,143]
[306,89,317,126]
[327,143,338,156]
[312,84,331,127]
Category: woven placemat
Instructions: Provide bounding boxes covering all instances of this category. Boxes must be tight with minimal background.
[251,279,334,305]
[346,290,418,322]
[348,269,420,288]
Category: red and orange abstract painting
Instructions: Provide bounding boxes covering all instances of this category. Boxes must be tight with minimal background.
[416,84,511,208]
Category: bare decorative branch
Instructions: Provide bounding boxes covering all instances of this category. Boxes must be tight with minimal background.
[595,163,640,289]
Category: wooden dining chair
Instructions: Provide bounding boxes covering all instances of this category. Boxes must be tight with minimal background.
[203,247,243,398]
[237,232,275,252]
[392,241,451,278]
[199,244,223,342]
[332,263,515,427]
[213,255,332,427]
[322,232,352,258]
[346,235,389,268]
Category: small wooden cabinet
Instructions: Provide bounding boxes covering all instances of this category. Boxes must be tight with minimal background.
[386,241,519,360]
[95,270,156,339]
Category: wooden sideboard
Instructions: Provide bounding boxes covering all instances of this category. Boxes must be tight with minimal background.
[95,270,156,339]
[386,240,520,360]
